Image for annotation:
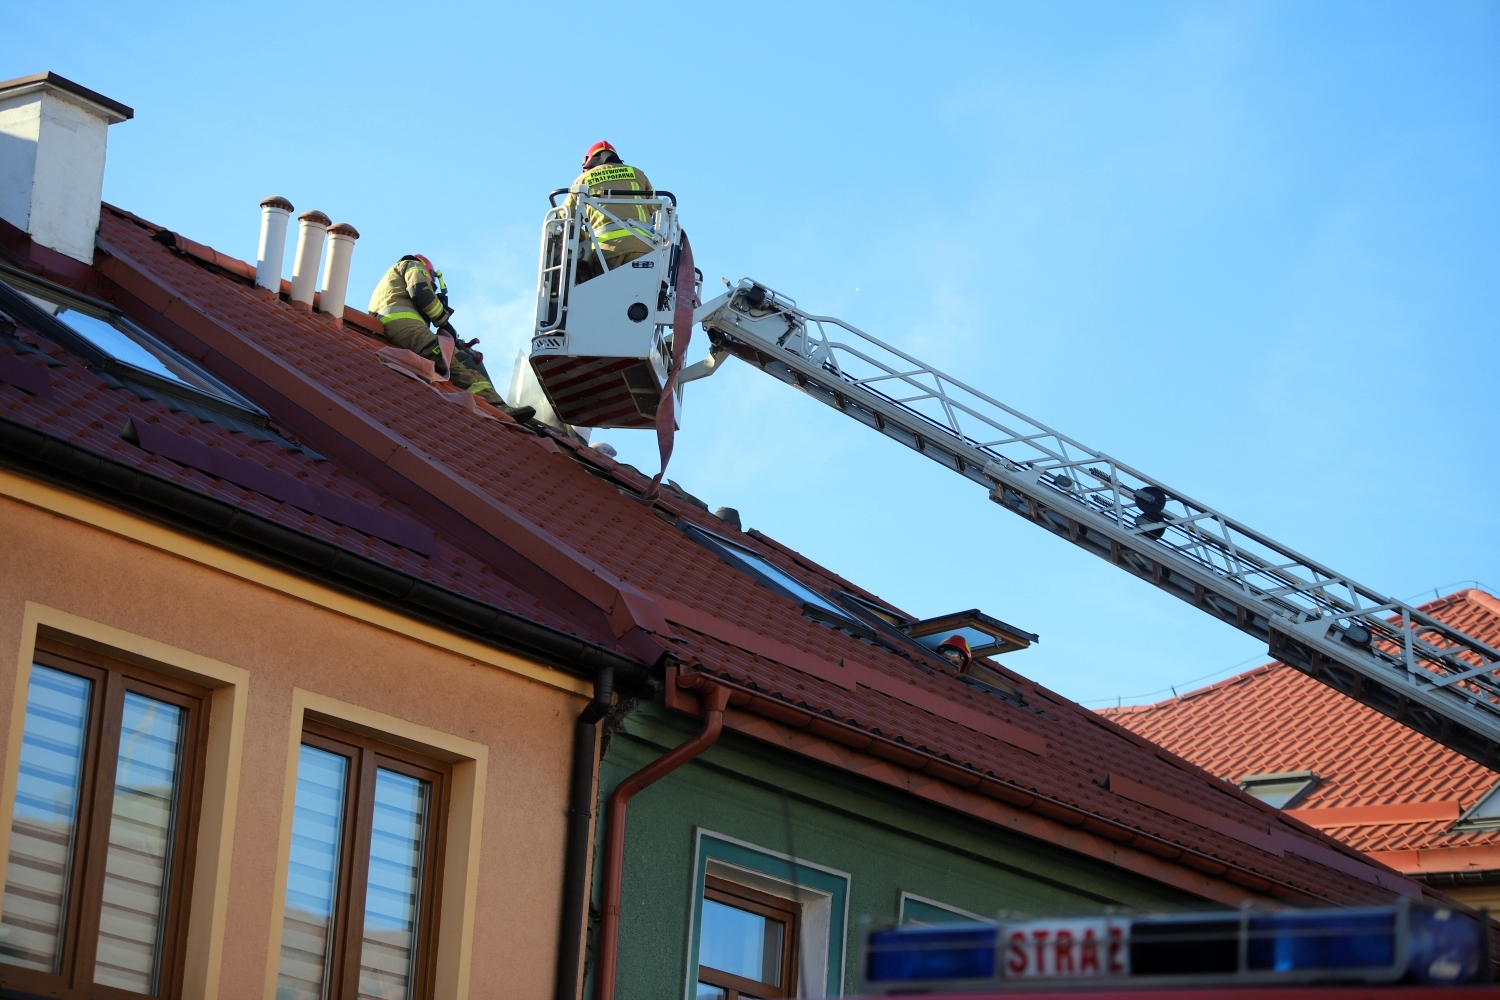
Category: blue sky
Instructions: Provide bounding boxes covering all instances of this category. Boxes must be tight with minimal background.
[9,1,1497,707]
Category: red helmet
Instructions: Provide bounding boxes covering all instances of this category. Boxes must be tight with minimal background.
[413,253,434,274]
[582,140,617,169]
[935,634,973,671]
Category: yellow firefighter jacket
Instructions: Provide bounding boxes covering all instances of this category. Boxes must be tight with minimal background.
[567,163,657,259]
[368,258,452,328]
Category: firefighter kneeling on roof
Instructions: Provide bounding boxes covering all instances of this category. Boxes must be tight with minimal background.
[369,254,535,421]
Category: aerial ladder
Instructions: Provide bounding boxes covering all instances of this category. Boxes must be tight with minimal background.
[526,194,1500,772]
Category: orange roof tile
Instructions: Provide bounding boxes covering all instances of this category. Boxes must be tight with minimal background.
[1104,590,1500,871]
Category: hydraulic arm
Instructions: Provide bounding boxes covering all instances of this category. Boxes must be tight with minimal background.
[690,280,1500,771]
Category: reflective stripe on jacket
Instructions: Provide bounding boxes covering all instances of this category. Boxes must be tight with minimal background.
[368,259,451,327]
[567,164,657,250]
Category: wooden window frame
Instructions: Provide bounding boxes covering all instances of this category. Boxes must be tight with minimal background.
[0,640,211,1000]
[295,720,449,1000]
[697,875,800,1000]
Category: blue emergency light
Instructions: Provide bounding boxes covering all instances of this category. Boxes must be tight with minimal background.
[864,923,999,985]
[859,903,1488,994]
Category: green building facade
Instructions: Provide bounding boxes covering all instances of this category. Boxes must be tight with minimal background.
[590,699,1201,999]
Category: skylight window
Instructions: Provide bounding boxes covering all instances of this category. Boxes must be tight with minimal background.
[681,523,856,625]
[1240,771,1317,809]
[41,303,182,384]
[0,270,254,410]
[905,610,1038,657]
[834,591,911,628]
[1455,784,1500,829]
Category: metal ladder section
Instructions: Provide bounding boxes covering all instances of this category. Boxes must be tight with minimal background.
[694,280,1500,771]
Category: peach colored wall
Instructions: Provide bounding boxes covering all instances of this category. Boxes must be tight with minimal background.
[0,491,586,999]
[1445,884,1500,910]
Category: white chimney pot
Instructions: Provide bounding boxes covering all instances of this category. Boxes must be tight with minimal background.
[318,222,359,317]
[255,195,294,291]
[0,72,132,264]
[289,209,330,306]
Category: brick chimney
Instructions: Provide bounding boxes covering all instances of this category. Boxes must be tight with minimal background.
[0,72,133,264]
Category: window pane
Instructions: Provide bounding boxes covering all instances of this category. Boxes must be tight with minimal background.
[1469,785,1500,820]
[0,665,92,973]
[93,693,185,994]
[11,281,244,404]
[699,897,784,987]
[357,769,429,1000]
[695,984,727,1000]
[54,308,189,386]
[688,527,852,622]
[277,745,350,1000]
[1243,779,1311,809]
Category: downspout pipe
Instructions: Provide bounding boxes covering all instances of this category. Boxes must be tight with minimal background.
[594,682,731,1000]
[555,666,613,1000]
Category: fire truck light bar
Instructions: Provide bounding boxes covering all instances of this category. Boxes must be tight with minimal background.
[859,903,1488,994]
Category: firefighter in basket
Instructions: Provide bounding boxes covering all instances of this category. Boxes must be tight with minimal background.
[567,141,657,283]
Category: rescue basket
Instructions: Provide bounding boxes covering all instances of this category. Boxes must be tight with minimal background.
[529,186,689,429]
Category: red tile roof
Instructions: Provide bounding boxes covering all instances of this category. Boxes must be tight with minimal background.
[1104,590,1500,874]
[0,218,618,654]
[0,203,1464,908]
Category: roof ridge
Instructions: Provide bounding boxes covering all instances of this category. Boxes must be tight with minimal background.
[1463,589,1500,619]
[1104,660,1284,715]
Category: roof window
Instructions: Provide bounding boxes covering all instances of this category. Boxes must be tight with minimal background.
[1240,771,1318,809]
[904,609,1038,658]
[0,267,258,414]
[829,593,1029,703]
[1454,784,1500,830]
[833,591,911,629]
[680,523,866,632]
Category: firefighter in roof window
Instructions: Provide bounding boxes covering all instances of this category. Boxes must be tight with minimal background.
[935,634,973,673]
[567,141,657,283]
[369,254,534,421]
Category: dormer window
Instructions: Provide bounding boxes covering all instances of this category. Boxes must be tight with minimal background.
[1240,771,1318,809]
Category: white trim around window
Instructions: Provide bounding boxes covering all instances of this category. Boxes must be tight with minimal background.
[686,829,851,999]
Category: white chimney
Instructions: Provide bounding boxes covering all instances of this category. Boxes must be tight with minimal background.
[255,195,294,290]
[0,72,132,264]
[318,222,359,317]
[288,209,329,306]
